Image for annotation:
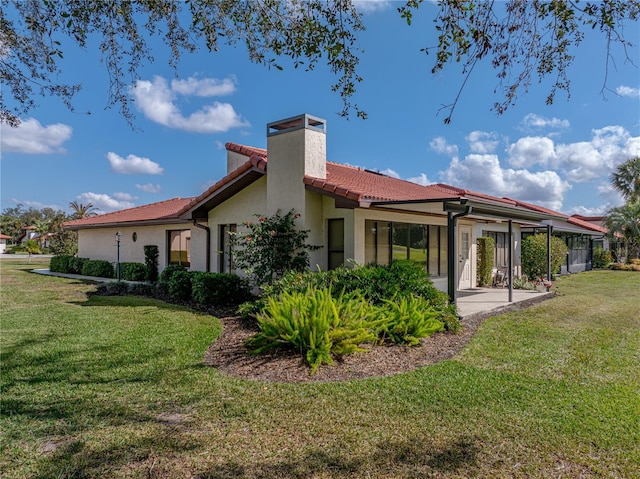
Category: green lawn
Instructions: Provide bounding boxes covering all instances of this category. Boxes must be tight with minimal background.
[1,258,639,478]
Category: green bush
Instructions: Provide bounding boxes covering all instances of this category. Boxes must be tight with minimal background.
[248,260,460,331]
[119,262,147,281]
[246,287,378,375]
[159,264,188,283]
[593,247,614,268]
[376,295,445,346]
[168,270,193,301]
[144,245,159,282]
[81,260,115,278]
[94,281,129,296]
[50,255,74,273]
[128,282,157,296]
[521,234,568,280]
[68,257,88,274]
[476,236,495,286]
[191,272,252,306]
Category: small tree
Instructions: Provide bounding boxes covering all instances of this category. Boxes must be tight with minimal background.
[144,245,159,282]
[230,210,321,287]
[25,238,40,262]
[476,236,495,287]
[521,234,568,281]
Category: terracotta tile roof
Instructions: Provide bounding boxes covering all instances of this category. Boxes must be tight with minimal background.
[225,142,267,158]
[64,197,194,229]
[567,215,608,233]
[305,164,461,202]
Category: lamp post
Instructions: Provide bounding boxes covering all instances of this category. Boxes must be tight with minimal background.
[115,231,122,282]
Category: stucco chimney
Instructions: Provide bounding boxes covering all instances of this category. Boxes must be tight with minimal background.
[266,114,327,215]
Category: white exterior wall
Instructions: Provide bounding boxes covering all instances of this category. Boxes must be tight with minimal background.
[76,223,204,274]
[208,178,268,273]
[227,150,250,173]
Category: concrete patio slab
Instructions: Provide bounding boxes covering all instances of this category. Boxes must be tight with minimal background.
[456,288,554,320]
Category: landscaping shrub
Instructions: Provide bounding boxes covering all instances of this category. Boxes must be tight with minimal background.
[191,272,252,306]
[168,270,194,301]
[246,260,460,331]
[128,282,157,296]
[521,234,568,280]
[119,262,147,281]
[592,247,614,268]
[246,287,378,375]
[68,256,88,274]
[476,236,495,287]
[159,264,188,283]
[81,259,115,278]
[608,262,640,271]
[376,295,445,346]
[94,281,129,296]
[230,209,321,286]
[49,255,73,273]
[144,245,159,282]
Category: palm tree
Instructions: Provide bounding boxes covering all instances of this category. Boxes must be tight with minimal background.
[603,202,640,260]
[32,219,52,250]
[611,157,640,203]
[69,201,98,219]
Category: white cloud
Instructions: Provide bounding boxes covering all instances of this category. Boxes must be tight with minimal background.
[429,136,459,157]
[136,183,162,193]
[380,168,400,178]
[507,136,557,168]
[1,118,72,154]
[596,181,626,207]
[466,131,499,154]
[520,113,570,131]
[566,205,608,216]
[112,192,138,201]
[440,154,570,211]
[77,192,135,212]
[616,85,640,98]
[131,76,249,133]
[555,126,640,182]
[380,168,431,186]
[106,152,164,175]
[353,0,393,13]
[407,173,432,186]
[171,76,236,97]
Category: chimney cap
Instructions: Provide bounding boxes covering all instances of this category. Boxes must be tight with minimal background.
[267,114,326,137]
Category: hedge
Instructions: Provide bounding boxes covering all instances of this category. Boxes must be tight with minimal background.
[119,262,147,281]
[191,272,252,306]
[81,259,115,279]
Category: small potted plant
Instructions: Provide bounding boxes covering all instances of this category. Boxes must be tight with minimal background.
[535,278,552,292]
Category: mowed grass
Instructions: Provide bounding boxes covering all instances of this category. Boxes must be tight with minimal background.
[1,258,638,478]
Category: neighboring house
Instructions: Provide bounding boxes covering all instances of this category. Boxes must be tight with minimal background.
[0,233,12,254]
[64,114,605,302]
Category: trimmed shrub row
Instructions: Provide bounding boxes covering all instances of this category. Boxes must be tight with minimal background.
[82,260,115,279]
[161,269,252,306]
[93,269,252,308]
[49,255,88,274]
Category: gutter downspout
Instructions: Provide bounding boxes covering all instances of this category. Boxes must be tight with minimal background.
[446,203,473,305]
[547,224,553,281]
[192,220,211,272]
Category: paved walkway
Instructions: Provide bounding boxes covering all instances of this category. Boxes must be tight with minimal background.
[456,287,553,320]
[31,269,121,283]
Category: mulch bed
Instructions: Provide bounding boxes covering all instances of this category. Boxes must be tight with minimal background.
[204,295,554,383]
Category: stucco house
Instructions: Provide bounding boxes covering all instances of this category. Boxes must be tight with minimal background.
[0,233,12,254]
[64,114,606,302]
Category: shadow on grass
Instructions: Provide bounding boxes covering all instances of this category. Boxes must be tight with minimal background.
[193,436,479,478]
[26,434,479,479]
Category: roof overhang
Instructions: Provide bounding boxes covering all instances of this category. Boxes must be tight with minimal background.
[64,218,190,231]
[180,168,265,221]
[367,198,564,223]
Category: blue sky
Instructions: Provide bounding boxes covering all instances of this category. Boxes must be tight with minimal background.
[2,1,639,217]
